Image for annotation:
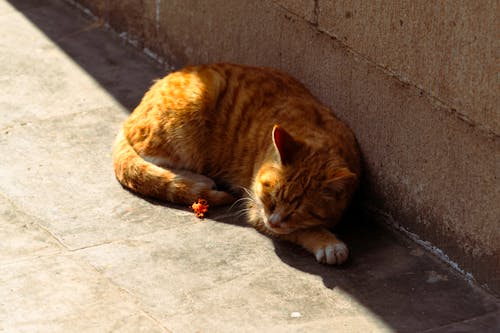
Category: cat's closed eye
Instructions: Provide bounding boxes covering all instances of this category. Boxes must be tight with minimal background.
[321,187,342,201]
[268,201,276,213]
[309,210,330,221]
[261,181,272,188]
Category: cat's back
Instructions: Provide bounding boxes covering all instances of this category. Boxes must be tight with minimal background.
[220,64,360,174]
[124,63,360,181]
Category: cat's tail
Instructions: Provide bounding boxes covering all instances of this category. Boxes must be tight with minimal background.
[112,129,235,206]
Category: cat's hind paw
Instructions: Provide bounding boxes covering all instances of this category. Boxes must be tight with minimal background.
[315,242,349,265]
[205,189,236,206]
[171,171,235,206]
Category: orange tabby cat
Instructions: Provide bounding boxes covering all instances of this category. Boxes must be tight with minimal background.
[113,63,361,264]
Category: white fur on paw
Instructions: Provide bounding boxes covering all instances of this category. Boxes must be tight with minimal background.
[190,175,217,191]
[175,172,217,192]
[315,243,349,265]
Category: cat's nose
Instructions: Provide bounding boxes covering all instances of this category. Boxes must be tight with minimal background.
[268,212,282,228]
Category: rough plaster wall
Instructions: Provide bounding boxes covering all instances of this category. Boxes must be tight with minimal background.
[316,1,499,136]
[70,0,500,294]
[278,0,499,136]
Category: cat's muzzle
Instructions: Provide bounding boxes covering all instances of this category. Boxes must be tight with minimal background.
[265,212,293,234]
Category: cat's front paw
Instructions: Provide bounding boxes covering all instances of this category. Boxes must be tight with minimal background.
[315,242,349,265]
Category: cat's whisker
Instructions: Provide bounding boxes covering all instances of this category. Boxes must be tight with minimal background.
[227,199,253,216]
[234,208,253,218]
[228,204,254,217]
[228,197,252,211]
[214,207,252,220]
[230,186,258,210]
[236,185,254,199]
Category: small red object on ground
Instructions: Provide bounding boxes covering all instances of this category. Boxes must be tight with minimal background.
[191,198,209,218]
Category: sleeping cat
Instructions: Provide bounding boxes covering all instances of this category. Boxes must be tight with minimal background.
[113,63,361,265]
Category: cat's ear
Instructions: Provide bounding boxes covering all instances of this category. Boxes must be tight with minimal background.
[272,125,301,165]
[326,167,357,193]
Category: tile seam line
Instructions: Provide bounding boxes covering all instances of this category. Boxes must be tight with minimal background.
[0,106,121,132]
[64,230,173,253]
[0,191,68,250]
[66,216,262,253]
[417,310,500,333]
[64,250,174,333]
[0,250,65,269]
[69,235,270,331]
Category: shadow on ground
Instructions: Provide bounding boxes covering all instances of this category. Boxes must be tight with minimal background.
[7,1,498,332]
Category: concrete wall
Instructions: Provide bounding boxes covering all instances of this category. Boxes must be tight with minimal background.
[70,0,499,294]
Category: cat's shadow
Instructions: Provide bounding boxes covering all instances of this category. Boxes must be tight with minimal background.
[139,187,373,292]
[155,190,375,293]
[132,191,443,332]
[136,188,361,291]
[136,191,252,229]
[270,208,372,290]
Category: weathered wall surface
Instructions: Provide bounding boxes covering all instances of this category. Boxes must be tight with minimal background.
[70,0,499,294]
[316,1,499,136]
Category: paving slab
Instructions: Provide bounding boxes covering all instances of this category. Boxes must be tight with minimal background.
[0,0,498,332]
[0,193,62,265]
[0,254,168,333]
[0,107,201,249]
[74,223,392,332]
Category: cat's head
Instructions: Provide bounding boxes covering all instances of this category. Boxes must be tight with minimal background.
[250,125,358,235]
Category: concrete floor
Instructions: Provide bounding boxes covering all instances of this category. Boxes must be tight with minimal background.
[0,1,498,332]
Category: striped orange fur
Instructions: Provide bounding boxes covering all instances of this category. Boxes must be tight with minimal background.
[113,63,361,264]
